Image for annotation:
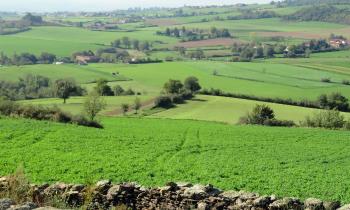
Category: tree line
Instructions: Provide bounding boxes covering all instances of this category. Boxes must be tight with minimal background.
[282,5,350,25]
[232,37,346,62]
[156,26,231,42]
[0,52,57,66]
[200,88,350,112]
[0,74,85,102]
[111,37,151,51]
[239,104,350,130]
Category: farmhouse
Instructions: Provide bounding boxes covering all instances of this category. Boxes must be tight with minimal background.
[75,55,100,64]
[329,38,348,48]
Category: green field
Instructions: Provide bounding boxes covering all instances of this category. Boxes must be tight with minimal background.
[0,26,177,56]
[3,60,350,100]
[1,117,350,202]
[151,95,350,124]
[20,95,154,115]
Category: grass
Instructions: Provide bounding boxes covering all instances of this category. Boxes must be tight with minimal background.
[0,64,126,84]
[1,117,350,203]
[20,95,154,115]
[3,60,350,100]
[0,26,177,56]
[150,95,350,124]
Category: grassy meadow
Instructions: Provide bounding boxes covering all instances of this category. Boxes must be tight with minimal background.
[151,95,350,124]
[3,60,350,100]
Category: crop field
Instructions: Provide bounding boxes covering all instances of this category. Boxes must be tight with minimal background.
[151,95,350,124]
[1,117,350,202]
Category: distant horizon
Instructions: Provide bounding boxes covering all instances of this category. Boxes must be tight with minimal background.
[0,0,271,13]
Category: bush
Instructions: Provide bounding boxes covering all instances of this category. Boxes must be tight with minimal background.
[124,88,135,96]
[318,92,349,112]
[154,96,173,108]
[301,109,346,129]
[321,78,331,83]
[342,80,350,85]
[171,94,185,104]
[71,115,103,129]
[263,119,295,127]
[239,104,275,125]
[113,85,125,96]
[239,104,295,127]
[0,99,103,128]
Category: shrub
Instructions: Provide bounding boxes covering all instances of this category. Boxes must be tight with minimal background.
[123,88,135,96]
[171,94,185,104]
[321,78,331,83]
[154,96,173,108]
[0,98,19,115]
[113,85,125,96]
[0,99,103,128]
[301,109,346,129]
[71,115,103,129]
[263,119,295,127]
[239,104,275,125]
[239,104,295,127]
[342,80,350,85]
[318,92,349,112]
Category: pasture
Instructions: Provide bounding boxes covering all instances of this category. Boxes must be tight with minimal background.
[1,117,350,202]
[2,60,350,101]
[151,95,350,124]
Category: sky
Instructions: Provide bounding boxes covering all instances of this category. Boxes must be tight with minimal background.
[0,0,270,12]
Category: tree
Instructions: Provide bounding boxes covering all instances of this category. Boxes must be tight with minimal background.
[263,46,275,58]
[184,76,201,93]
[113,85,125,96]
[83,91,106,121]
[139,41,150,51]
[133,97,142,114]
[132,40,140,50]
[39,52,56,64]
[95,79,113,96]
[121,103,129,115]
[122,37,130,48]
[54,78,77,103]
[112,39,121,48]
[163,80,183,94]
[239,104,275,125]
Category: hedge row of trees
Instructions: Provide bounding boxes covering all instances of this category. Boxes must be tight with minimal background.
[0,98,103,128]
[282,5,350,25]
[240,104,350,130]
[111,37,151,51]
[200,88,349,112]
[0,52,57,65]
[232,37,344,61]
[0,74,85,102]
[93,79,138,97]
[157,26,231,41]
